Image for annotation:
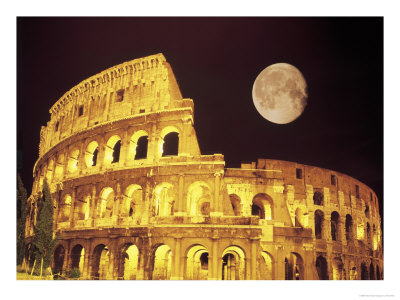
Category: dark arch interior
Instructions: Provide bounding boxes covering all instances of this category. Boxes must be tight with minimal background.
[92,147,98,166]
[53,245,65,274]
[345,215,353,241]
[313,191,324,205]
[200,252,208,270]
[361,263,369,280]
[314,210,324,239]
[112,140,121,163]
[70,244,84,270]
[331,211,340,241]
[316,256,328,280]
[135,136,148,159]
[162,132,179,156]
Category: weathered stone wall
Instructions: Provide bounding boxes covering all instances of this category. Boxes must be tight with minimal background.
[25,54,383,280]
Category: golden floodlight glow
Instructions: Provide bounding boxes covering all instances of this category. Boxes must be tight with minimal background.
[24,54,382,280]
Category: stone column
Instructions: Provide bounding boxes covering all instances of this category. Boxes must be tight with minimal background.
[211,171,223,217]
[103,89,111,122]
[324,213,331,241]
[119,130,129,166]
[82,241,92,279]
[171,238,183,280]
[175,174,185,215]
[112,183,122,225]
[89,185,97,226]
[250,238,258,280]
[303,243,315,279]
[69,188,76,227]
[275,245,284,280]
[210,238,219,280]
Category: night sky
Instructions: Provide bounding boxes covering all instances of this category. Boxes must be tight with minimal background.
[17,17,383,218]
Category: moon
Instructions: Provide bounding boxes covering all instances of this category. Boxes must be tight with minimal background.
[252,63,308,124]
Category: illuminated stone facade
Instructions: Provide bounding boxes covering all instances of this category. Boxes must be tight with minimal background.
[25,53,383,280]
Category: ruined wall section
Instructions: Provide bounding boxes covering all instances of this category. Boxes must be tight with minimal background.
[38,53,186,158]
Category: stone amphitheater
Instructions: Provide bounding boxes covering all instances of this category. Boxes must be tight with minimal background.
[25,53,383,280]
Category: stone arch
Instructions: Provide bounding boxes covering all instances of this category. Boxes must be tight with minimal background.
[54,153,64,180]
[252,193,273,220]
[313,190,324,206]
[59,194,72,222]
[52,244,65,274]
[187,181,212,216]
[316,255,328,280]
[104,135,122,166]
[118,243,139,280]
[346,214,354,241]
[295,207,305,227]
[122,184,143,217]
[361,262,369,280]
[331,211,340,241]
[185,244,209,280]
[258,251,274,280]
[151,244,172,280]
[67,148,80,173]
[284,252,304,280]
[369,262,375,280]
[332,257,345,280]
[45,159,54,183]
[74,194,90,221]
[154,183,176,216]
[314,209,324,239]
[128,130,149,160]
[91,244,111,280]
[159,126,179,157]
[221,246,246,280]
[70,244,85,275]
[99,187,115,218]
[85,140,99,167]
[229,194,241,216]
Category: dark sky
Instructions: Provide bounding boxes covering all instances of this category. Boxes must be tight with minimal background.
[17,17,383,217]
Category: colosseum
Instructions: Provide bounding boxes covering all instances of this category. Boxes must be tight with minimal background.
[25,53,383,280]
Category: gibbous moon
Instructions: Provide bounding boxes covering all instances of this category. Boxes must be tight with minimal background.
[252,63,308,124]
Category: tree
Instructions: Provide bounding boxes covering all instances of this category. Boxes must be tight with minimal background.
[33,179,58,275]
[17,174,27,266]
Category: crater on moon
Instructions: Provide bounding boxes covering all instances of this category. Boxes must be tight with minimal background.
[252,63,308,124]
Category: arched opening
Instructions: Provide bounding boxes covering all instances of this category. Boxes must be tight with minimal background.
[332,257,344,280]
[45,159,54,183]
[313,191,324,206]
[252,193,273,220]
[67,148,80,173]
[258,251,274,280]
[154,183,175,216]
[284,252,304,280]
[187,182,212,216]
[52,245,65,275]
[112,140,121,163]
[314,210,324,239]
[74,195,90,221]
[373,224,378,250]
[221,246,246,280]
[59,194,71,222]
[357,219,365,240]
[91,244,110,280]
[162,132,179,156]
[104,135,122,166]
[185,245,209,280]
[99,187,114,218]
[122,184,143,218]
[346,214,354,241]
[151,244,172,280]
[369,262,375,280]
[54,153,64,180]
[128,130,149,161]
[361,262,369,280]
[85,141,99,167]
[229,194,241,216]
[331,211,340,241]
[118,244,139,280]
[316,255,328,280]
[135,136,148,159]
[70,244,85,275]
